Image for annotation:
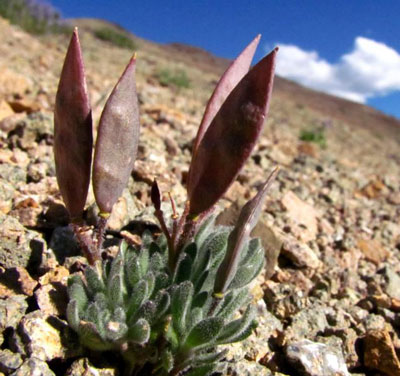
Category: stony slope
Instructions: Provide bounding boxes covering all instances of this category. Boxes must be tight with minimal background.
[0,16,400,376]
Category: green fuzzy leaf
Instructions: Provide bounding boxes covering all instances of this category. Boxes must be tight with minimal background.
[216,304,256,344]
[228,250,264,290]
[192,249,211,286]
[144,272,155,300]
[174,253,193,284]
[191,349,228,367]
[153,291,170,321]
[102,259,111,280]
[155,233,168,250]
[199,230,229,268]
[192,291,208,309]
[215,288,250,320]
[184,317,224,350]
[93,292,108,311]
[119,239,129,254]
[184,364,216,376]
[187,307,203,331]
[154,272,170,292]
[194,214,217,246]
[171,281,194,336]
[149,252,163,272]
[165,316,179,349]
[241,237,262,263]
[109,258,124,285]
[66,300,80,331]
[127,280,147,320]
[68,278,88,313]
[161,349,174,373]
[86,302,101,326]
[105,320,128,342]
[112,307,127,323]
[184,242,197,261]
[194,271,209,294]
[138,246,150,277]
[207,230,230,270]
[85,266,105,296]
[141,230,153,248]
[125,253,141,287]
[79,321,111,351]
[137,300,157,322]
[108,273,124,310]
[127,318,150,344]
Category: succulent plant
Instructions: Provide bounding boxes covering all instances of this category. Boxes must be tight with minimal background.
[55,28,278,375]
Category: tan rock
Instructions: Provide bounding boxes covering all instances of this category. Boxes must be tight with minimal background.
[280,232,321,270]
[357,238,390,265]
[281,191,319,242]
[0,66,31,98]
[19,311,68,361]
[14,267,37,296]
[0,101,14,121]
[38,265,69,285]
[356,178,387,199]
[364,329,400,376]
[7,99,41,114]
[297,141,319,158]
[35,283,67,316]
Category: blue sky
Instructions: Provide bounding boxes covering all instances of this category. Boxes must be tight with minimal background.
[52,0,400,119]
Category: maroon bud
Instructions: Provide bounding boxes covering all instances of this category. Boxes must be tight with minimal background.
[151,179,161,211]
[54,28,93,221]
[214,167,279,295]
[188,46,278,216]
[92,56,140,215]
[191,35,260,157]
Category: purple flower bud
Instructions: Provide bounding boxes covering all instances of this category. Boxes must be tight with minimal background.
[188,45,278,217]
[191,35,260,157]
[54,28,92,221]
[214,167,279,295]
[92,56,140,215]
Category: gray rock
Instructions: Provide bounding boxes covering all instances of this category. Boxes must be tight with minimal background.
[0,179,14,213]
[10,358,55,376]
[382,266,400,300]
[286,304,329,341]
[0,349,23,373]
[49,226,80,263]
[66,358,118,376]
[0,295,28,344]
[0,164,26,186]
[19,311,79,361]
[0,213,45,268]
[224,359,273,376]
[226,300,283,363]
[286,339,349,376]
[363,313,387,331]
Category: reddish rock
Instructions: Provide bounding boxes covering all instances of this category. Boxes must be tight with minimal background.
[364,330,400,376]
[281,191,319,242]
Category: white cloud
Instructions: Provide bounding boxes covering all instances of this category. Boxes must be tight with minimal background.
[274,37,400,103]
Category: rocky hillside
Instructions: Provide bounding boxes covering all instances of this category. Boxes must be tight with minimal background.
[0,16,400,376]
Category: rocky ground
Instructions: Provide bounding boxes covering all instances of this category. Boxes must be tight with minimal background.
[0,16,400,376]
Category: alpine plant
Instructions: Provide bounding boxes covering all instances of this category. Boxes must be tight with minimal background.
[54,28,279,376]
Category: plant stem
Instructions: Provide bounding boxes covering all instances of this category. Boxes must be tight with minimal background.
[70,223,99,265]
